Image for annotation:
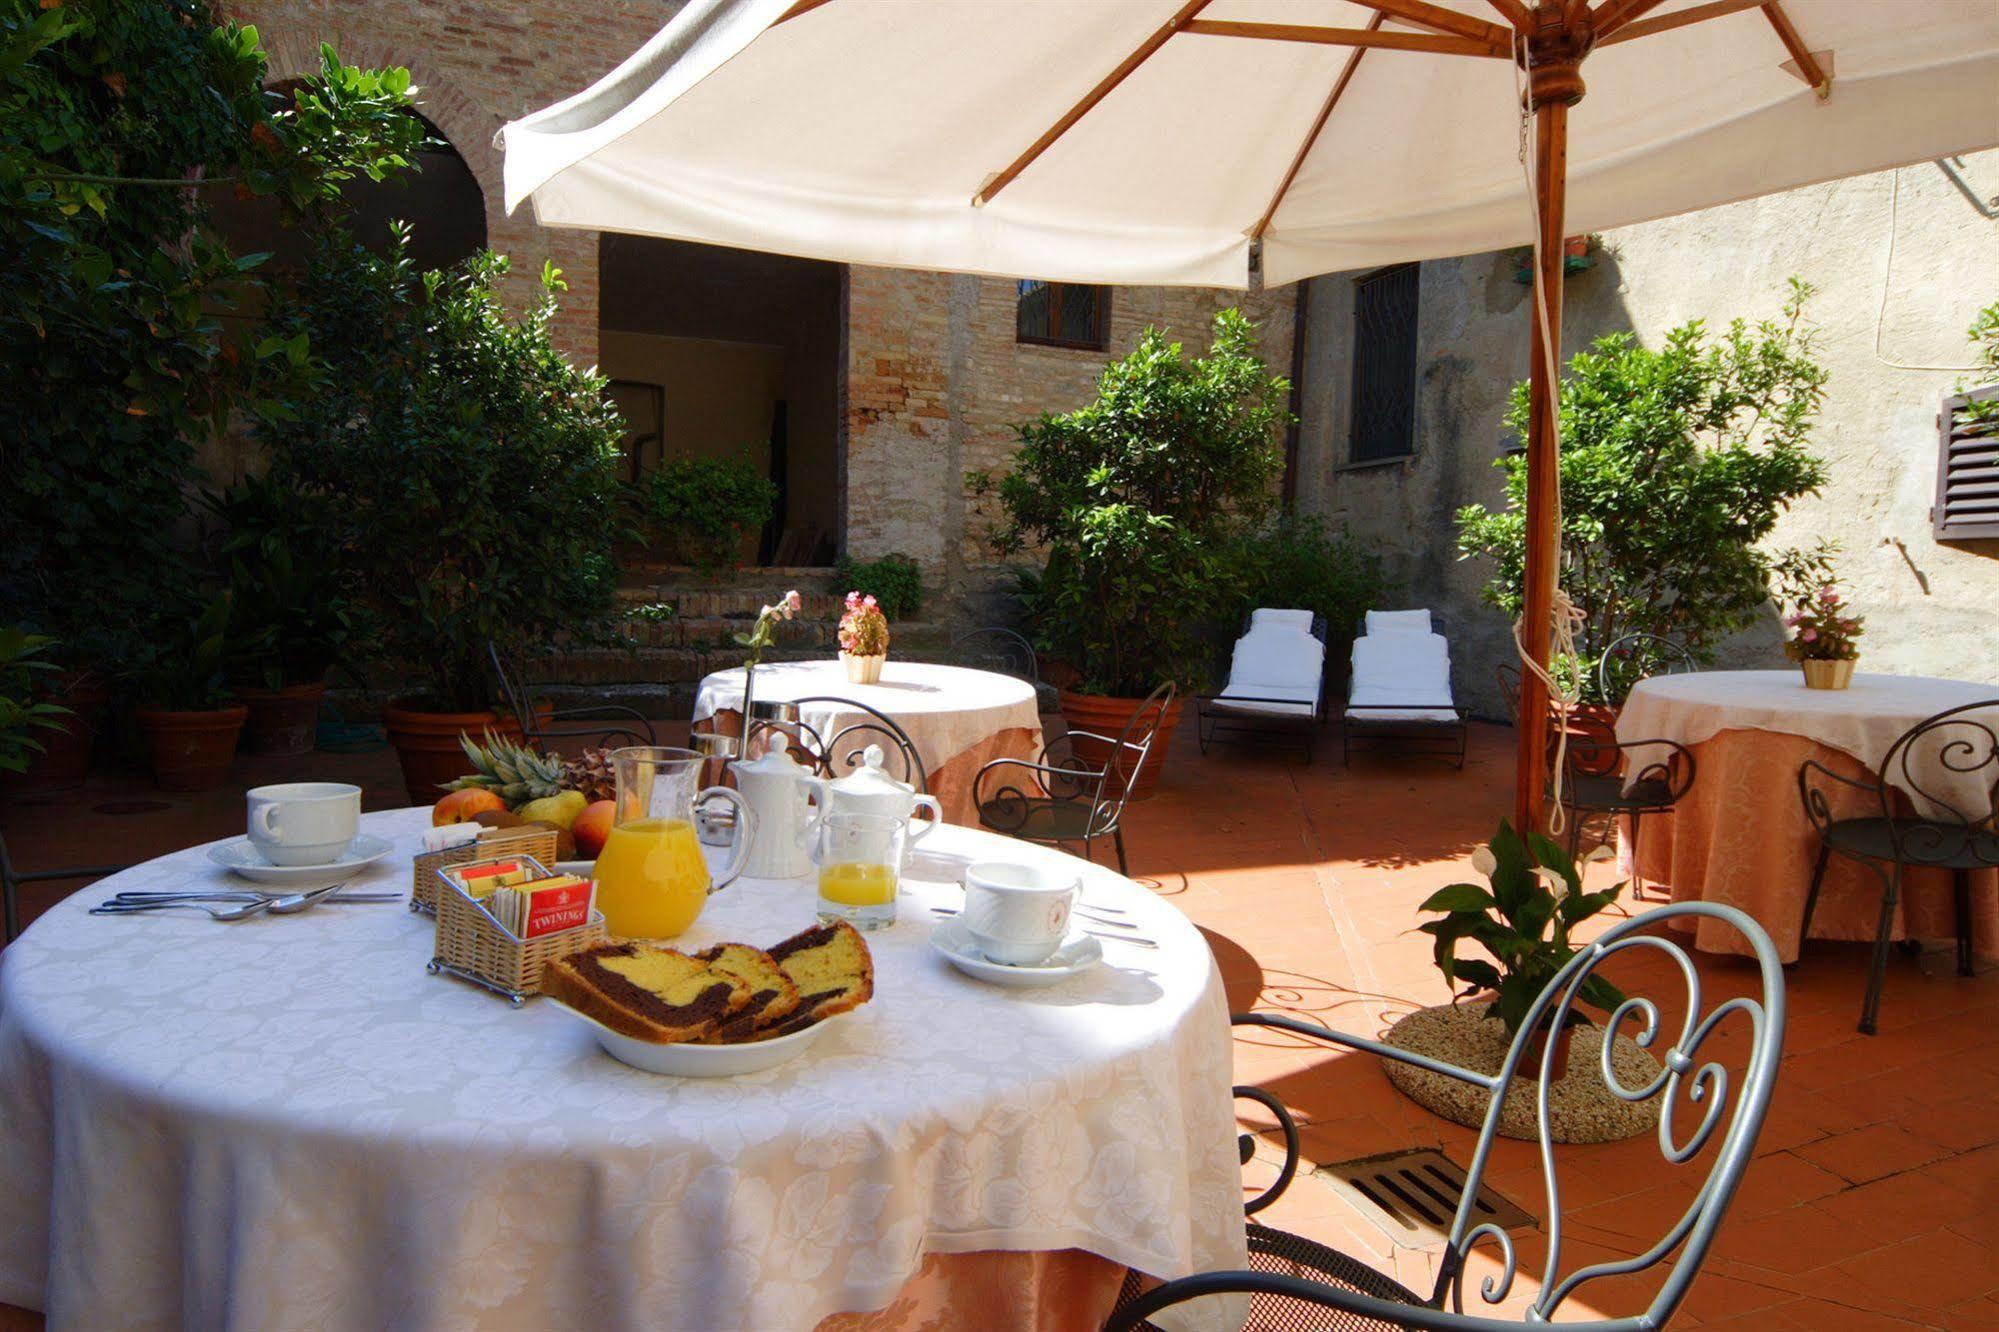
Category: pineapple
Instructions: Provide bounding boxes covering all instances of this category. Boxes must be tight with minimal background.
[560,746,619,804]
[449,731,567,809]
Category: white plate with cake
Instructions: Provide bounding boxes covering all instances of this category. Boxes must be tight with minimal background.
[542,920,874,1077]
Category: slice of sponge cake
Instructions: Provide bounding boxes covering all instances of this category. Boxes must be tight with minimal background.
[542,941,750,1044]
[694,942,802,1042]
[759,921,875,1038]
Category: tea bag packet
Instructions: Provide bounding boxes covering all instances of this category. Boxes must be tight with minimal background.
[487,874,596,940]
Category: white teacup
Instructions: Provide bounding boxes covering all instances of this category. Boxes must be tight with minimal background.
[246,782,361,866]
[963,861,1079,966]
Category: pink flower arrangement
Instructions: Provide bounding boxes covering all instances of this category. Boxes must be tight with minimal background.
[1780,580,1863,663]
[838,590,890,658]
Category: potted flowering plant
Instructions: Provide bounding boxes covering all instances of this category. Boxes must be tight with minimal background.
[1774,542,1863,690]
[837,592,890,685]
[1417,819,1624,1078]
[731,590,802,745]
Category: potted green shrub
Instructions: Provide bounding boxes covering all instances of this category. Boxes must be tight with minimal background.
[256,228,625,804]
[211,475,356,756]
[636,455,776,568]
[0,630,72,785]
[1456,279,1830,718]
[1417,819,1624,1079]
[975,309,1289,796]
[132,595,252,791]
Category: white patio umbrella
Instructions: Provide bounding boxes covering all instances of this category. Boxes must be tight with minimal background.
[500,0,1999,826]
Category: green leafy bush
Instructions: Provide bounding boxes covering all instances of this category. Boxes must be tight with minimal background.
[1418,820,1624,1035]
[0,629,69,774]
[0,3,421,672]
[210,474,357,689]
[132,594,246,711]
[1455,280,1829,705]
[256,228,625,712]
[975,309,1290,696]
[638,455,776,568]
[834,554,923,621]
[1226,516,1393,644]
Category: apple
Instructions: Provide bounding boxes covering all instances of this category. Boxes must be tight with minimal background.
[571,800,616,860]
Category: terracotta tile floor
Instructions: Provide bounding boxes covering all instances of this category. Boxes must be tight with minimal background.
[3,719,1995,1329]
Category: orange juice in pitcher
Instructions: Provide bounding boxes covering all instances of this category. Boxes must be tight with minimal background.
[593,749,753,939]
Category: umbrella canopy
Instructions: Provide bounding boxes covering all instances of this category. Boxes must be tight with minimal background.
[500,0,1999,827]
[502,0,1999,289]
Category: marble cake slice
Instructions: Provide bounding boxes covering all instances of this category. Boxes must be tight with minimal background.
[542,941,750,1044]
[694,942,802,1043]
[756,921,875,1038]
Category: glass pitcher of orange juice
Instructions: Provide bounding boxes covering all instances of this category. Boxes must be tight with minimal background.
[594,747,755,939]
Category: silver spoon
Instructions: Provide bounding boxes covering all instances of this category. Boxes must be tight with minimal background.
[91,897,272,922]
[266,882,352,914]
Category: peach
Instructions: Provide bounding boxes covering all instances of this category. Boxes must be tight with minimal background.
[571,800,616,860]
[433,788,508,826]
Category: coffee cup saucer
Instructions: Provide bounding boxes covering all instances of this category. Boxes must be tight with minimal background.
[930,919,1103,989]
[206,833,393,885]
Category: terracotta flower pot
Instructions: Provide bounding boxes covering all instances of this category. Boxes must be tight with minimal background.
[135,704,250,792]
[841,651,886,685]
[0,671,108,798]
[1801,658,1855,690]
[236,681,328,757]
[1057,689,1185,802]
[383,700,526,807]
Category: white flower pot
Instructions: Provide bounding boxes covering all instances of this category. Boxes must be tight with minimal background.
[841,652,886,685]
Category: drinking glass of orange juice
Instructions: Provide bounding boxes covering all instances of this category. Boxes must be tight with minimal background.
[813,812,904,931]
[594,747,755,939]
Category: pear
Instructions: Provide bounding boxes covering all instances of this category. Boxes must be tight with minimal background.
[518,789,588,831]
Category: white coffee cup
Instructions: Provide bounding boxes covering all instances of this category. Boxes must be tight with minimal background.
[962,861,1079,966]
[246,782,361,866]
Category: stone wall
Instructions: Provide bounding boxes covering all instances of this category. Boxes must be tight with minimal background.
[846,269,1300,629]
[1293,152,1999,719]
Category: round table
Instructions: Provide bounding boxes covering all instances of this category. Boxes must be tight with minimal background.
[0,811,1241,1332]
[1614,670,1999,962]
[694,660,1044,827]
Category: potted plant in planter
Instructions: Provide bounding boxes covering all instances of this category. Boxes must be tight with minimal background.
[973,310,1290,797]
[211,476,356,756]
[1417,820,1624,1079]
[635,454,776,569]
[1774,541,1864,690]
[132,595,253,792]
[837,591,889,684]
[0,630,72,785]
[255,228,626,804]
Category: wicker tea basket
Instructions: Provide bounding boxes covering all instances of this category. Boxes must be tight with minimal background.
[410,825,560,915]
[428,853,609,1005]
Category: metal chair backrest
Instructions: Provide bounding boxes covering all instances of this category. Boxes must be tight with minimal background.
[1494,664,1522,724]
[1596,632,1696,705]
[487,641,539,741]
[1800,699,1999,860]
[786,695,929,793]
[1431,901,1785,1326]
[952,627,1039,687]
[1086,682,1174,834]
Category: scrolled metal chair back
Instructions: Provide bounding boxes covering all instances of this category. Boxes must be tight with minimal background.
[1085,682,1175,834]
[1596,632,1697,705]
[786,695,929,793]
[952,627,1039,687]
[486,641,540,741]
[1427,901,1785,1327]
[1875,699,1999,865]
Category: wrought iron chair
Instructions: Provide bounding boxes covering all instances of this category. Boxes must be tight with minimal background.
[2,833,128,942]
[780,695,929,792]
[1596,632,1697,708]
[1797,698,1998,1035]
[487,642,655,752]
[952,627,1039,688]
[1558,732,1697,869]
[1107,901,1787,1332]
[974,682,1173,875]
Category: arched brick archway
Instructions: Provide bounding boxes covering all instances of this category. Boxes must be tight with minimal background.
[250,25,600,360]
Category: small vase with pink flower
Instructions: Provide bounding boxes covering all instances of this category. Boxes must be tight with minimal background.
[837,591,890,685]
[1775,543,1864,690]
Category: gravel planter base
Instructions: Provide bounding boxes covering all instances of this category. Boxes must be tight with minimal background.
[1382,1001,1663,1144]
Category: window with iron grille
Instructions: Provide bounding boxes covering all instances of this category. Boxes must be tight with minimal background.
[1936,386,1999,541]
[1348,263,1420,464]
[1017,280,1109,351]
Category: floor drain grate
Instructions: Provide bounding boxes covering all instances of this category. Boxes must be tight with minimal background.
[1314,1148,1533,1249]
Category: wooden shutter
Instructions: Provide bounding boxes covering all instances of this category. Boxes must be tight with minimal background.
[1935,385,1999,541]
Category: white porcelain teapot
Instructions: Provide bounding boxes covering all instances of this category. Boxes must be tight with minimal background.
[812,744,943,868]
[728,735,828,880]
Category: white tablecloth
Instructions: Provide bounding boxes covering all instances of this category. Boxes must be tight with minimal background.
[695,659,1041,783]
[1617,670,1999,818]
[0,811,1242,1332]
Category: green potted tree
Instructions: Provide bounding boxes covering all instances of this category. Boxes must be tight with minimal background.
[1457,279,1829,733]
[257,228,626,804]
[132,594,252,791]
[974,309,1290,796]
[0,630,72,784]
[211,475,356,756]
[635,454,776,568]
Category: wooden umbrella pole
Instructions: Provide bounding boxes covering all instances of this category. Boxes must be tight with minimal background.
[1513,6,1588,832]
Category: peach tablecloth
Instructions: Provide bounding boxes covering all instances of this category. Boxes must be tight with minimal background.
[1622,727,1999,963]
